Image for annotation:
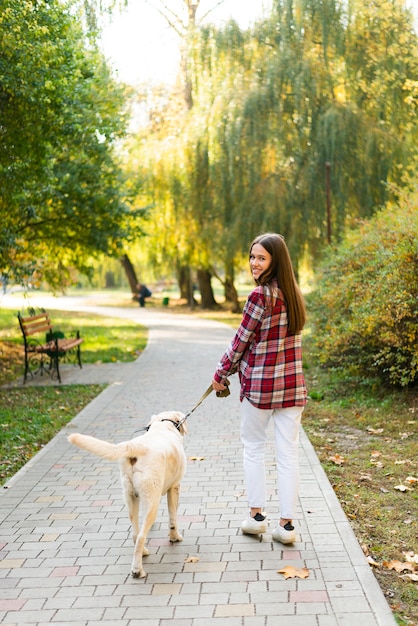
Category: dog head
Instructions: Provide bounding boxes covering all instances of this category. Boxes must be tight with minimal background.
[147,411,188,436]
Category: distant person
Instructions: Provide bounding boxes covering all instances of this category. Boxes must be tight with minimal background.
[212,233,307,543]
[136,283,152,308]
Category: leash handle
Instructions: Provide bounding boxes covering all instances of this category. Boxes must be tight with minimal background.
[216,378,230,397]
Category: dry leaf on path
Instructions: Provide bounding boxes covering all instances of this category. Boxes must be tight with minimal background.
[184,556,200,563]
[394,484,412,492]
[402,573,418,582]
[367,556,380,567]
[278,565,309,579]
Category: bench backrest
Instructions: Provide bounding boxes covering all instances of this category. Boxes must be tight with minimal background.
[18,312,53,338]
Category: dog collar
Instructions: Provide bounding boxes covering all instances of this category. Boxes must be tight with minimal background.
[160,418,182,431]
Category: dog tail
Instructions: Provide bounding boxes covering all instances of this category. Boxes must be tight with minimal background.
[68,433,142,462]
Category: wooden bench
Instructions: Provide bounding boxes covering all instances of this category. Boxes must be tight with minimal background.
[18,309,83,383]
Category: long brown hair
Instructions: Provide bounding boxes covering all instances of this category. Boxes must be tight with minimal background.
[249,233,306,334]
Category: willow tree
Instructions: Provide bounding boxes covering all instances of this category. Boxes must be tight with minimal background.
[187,0,418,276]
[87,0,227,304]
[127,0,417,306]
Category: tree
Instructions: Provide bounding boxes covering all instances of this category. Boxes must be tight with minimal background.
[102,0,418,306]
[0,0,142,290]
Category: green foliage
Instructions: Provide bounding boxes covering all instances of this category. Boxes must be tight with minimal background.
[309,193,418,387]
[0,0,142,291]
[128,0,418,295]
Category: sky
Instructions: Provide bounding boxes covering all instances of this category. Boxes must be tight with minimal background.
[100,0,418,86]
[100,0,273,85]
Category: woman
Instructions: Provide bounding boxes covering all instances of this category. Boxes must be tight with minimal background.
[212,233,307,543]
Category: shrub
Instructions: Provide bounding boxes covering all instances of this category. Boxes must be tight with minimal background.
[309,193,418,387]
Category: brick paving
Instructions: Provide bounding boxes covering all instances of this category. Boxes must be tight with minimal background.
[0,300,397,625]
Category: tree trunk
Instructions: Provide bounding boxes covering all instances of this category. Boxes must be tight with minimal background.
[120,254,138,298]
[224,261,241,313]
[177,264,197,306]
[197,268,218,309]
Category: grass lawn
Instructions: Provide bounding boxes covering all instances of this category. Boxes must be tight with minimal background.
[0,300,416,625]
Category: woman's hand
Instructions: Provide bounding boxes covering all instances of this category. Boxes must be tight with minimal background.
[212,379,227,393]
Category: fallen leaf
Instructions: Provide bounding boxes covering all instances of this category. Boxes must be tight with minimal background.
[366,427,384,434]
[371,461,384,468]
[184,556,200,563]
[394,484,412,492]
[405,476,417,484]
[379,487,389,493]
[403,551,418,564]
[359,474,372,481]
[401,573,418,582]
[328,453,346,465]
[383,560,416,573]
[370,450,381,458]
[367,556,380,567]
[361,544,370,556]
[278,565,309,579]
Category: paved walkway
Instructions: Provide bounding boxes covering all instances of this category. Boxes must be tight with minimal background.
[0,298,397,625]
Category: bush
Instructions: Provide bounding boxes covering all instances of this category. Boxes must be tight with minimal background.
[309,193,418,387]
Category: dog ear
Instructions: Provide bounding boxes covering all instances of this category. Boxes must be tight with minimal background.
[179,419,188,436]
[173,412,187,435]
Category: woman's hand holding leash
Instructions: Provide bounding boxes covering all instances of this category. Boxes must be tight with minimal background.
[212,378,230,397]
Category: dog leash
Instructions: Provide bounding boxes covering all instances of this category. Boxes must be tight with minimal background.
[175,379,230,430]
[133,380,230,434]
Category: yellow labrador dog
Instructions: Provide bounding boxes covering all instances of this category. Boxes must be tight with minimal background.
[68,411,187,578]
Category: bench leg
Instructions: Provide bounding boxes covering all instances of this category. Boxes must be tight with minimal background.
[76,331,82,369]
[52,338,62,383]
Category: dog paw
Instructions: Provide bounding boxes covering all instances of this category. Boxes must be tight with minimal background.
[131,568,146,579]
[169,532,183,543]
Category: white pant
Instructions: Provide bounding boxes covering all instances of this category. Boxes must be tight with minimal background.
[240,397,303,520]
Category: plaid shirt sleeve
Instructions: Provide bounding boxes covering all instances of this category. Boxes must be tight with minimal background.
[214,285,307,409]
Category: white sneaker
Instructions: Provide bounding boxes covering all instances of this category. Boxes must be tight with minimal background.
[241,513,267,535]
[272,522,296,544]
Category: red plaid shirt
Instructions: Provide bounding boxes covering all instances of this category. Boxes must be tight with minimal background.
[214,282,307,409]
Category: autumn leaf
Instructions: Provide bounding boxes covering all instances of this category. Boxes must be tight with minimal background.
[184,556,200,563]
[278,565,309,579]
[366,427,384,434]
[383,560,416,573]
[394,484,412,492]
[361,544,370,556]
[367,556,380,567]
[328,453,345,465]
[404,551,418,564]
[405,476,417,484]
[401,573,418,582]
